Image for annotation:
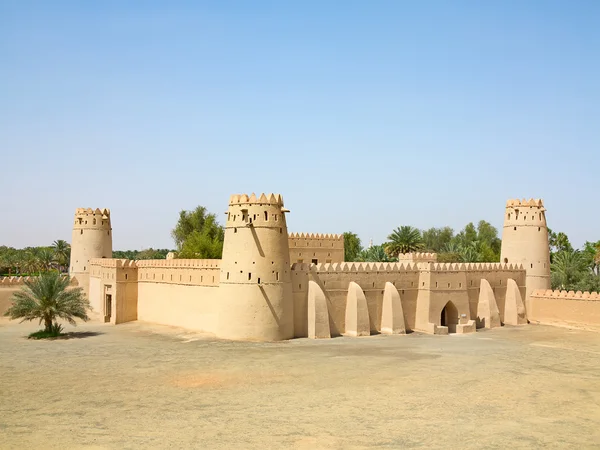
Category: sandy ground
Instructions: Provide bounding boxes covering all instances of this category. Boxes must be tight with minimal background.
[1,319,600,449]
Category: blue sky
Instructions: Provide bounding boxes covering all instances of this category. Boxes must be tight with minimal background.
[1,0,598,250]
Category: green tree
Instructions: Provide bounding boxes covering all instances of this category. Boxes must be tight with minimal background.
[355,244,395,262]
[37,248,55,272]
[52,240,71,272]
[172,206,225,259]
[548,229,573,255]
[385,226,423,256]
[342,232,362,262]
[4,271,90,333]
[422,227,454,252]
[551,249,587,291]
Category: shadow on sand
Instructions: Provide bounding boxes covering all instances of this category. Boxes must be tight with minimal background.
[27,331,104,340]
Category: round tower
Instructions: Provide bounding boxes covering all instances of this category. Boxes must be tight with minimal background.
[217,193,294,341]
[70,208,113,295]
[500,198,551,313]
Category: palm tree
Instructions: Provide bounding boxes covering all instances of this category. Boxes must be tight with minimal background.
[21,252,39,275]
[37,248,55,273]
[551,249,587,290]
[385,226,423,256]
[355,245,396,262]
[52,240,71,273]
[4,271,90,333]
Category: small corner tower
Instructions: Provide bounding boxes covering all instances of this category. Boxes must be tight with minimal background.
[70,208,113,296]
[218,193,294,341]
[500,199,551,312]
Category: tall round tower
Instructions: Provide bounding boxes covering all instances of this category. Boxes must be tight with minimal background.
[217,193,294,341]
[70,208,113,295]
[500,198,551,313]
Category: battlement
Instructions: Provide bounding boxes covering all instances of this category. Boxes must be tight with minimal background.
[398,252,437,262]
[229,193,284,206]
[506,199,544,208]
[290,261,526,273]
[0,276,36,286]
[135,259,221,269]
[418,262,525,272]
[0,275,75,286]
[289,233,343,240]
[89,258,137,268]
[531,289,600,301]
[75,208,111,217]
[291,261,419,273]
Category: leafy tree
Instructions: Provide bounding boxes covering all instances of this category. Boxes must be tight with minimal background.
[422,227,454,252]
[172,206,225,259]
[343,232,362,262]
[355,244,396,262]
[4,271,90,334]
[548,229,573,255]
[385,226,423,256]
[582,241,600,276]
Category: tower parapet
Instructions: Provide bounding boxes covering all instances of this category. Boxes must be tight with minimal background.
[70,208,113,297]
[500,198,551,313]
[218,193,294,341]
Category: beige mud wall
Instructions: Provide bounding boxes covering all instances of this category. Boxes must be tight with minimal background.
[136,259,221,333]
[290,262,528,337]
[530,290,600,331]
[288,233,344,265]
[89,259,138,324]
[464,264,527,322]
[291,262,420,337]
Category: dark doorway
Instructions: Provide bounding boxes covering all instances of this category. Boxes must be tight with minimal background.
[441,301,459,333]
[104,294,112,323]
[312,259,318,265]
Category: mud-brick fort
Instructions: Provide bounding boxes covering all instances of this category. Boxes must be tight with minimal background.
[2,193,599,340]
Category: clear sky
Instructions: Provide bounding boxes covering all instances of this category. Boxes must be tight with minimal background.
[1,0,598,250]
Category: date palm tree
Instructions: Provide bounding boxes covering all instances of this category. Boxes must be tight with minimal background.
[52,240,71,273]
[355,245,395,262]
[37,248,55,272]
[4,271,90,333]
[551,249,587,291]
[385,226,423,257]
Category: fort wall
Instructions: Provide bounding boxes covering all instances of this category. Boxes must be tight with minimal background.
[89,259,138,324]
[289,262,527,337]
[135,259,220,332]
[288,233,344,264]
[529,289,600,331]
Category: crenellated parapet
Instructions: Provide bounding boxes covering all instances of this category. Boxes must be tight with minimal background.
[228,193,285,206]
[398,252,437,263]
[291,261,419,273]
[531,289,600,301]
[0,275,76,286]
[89,258,137,268]
[289,233,343,240]
[506,198,545,208]
[73,208,111,230]
[135,259,220,269]
[0,276,36,286]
